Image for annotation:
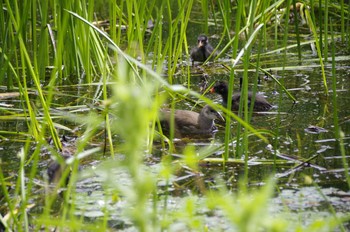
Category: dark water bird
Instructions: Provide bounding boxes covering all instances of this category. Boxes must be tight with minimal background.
[46,141,76,185]
[47,159,66,184]
[159,105,221,138]
[47,153,71,185]
[190,34,215,65]
[210,81,272,112]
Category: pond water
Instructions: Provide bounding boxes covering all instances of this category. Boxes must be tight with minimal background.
[0,2,350,230]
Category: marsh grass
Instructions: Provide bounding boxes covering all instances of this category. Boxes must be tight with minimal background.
[0,0,349,231]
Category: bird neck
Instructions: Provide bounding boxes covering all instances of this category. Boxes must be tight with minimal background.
[199,46,208,60]
[198,112,214,130]
[220,88,229,104]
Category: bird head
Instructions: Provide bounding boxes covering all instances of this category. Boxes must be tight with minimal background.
[197,35,208,48]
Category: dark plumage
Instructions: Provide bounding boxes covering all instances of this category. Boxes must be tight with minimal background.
[190,35,215,65]
[159,105,220,138]
[47,147,74,185]
[210,81,272,112]
[47,156,70,185]
[47,160,66,184]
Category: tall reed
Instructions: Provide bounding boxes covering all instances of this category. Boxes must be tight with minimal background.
[330,20,350,189]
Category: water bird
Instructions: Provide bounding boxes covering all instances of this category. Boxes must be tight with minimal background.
[47,152,72,185]
[46,141,76,185]
[159,105,221,138]
[210,81,272,112]
[190,34,215,65]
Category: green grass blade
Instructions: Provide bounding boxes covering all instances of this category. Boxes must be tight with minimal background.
[304,7,329,94]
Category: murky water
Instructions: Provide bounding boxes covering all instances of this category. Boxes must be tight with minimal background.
[1,2,350,230]
[1,45,349,228]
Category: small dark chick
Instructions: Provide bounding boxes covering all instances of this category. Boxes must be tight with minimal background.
[190,34,215,66]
